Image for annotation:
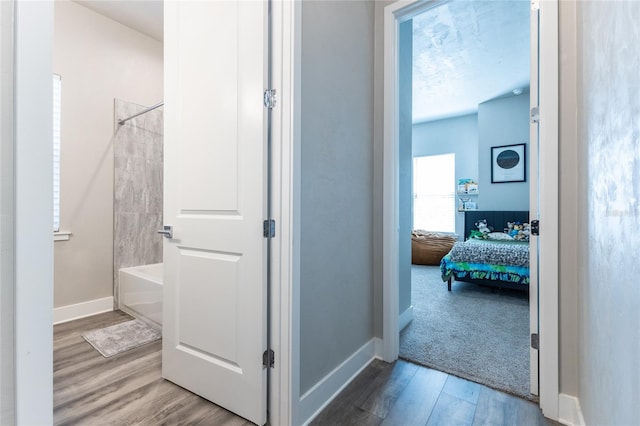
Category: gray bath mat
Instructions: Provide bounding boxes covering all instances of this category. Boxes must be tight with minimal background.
[82,319,161,357]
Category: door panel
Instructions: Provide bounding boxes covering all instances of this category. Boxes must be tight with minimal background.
[163,1,267,424]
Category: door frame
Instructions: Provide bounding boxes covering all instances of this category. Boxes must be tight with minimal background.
[381,0,560,420]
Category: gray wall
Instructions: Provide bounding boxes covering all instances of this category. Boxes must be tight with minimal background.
[398,20,413,318]
[576,1,640,424]
[300,0,375,394]
[477,94,530,210]
[413,114,479,239]
[113,99,163,306]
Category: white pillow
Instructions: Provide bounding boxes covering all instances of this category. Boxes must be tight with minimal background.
[486,232,514,241]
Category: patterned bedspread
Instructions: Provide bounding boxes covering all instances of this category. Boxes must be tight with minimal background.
[449,239,529,267]
[440,239,530,285]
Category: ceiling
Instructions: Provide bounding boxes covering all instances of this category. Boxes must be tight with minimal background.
[412,1,530,123]
[73,1,528,123]
[75,0,163,41]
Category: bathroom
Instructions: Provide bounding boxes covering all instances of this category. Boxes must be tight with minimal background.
[52,1,164,328]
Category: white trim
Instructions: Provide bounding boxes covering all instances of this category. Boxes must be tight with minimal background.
[269,1,297,425]
[14,2,54,423]
[53,230,71,241]
[537,0,560,420]
[399,305,413,331]
[53,297,114,325]
[288,1,302,425]
[382,0,402,363]
[558,394,585,426]
[299,338,382,426]
[382,0,560,421]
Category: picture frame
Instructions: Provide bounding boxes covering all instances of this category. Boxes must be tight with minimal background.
[491,143,526,183]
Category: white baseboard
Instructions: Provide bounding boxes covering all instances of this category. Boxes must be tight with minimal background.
[53,296,114,325]
[558,393,585,426]
[299,337,382,425]
[399,305,413,331]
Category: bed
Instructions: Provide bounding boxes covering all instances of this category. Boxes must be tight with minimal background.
[440,210,530,292]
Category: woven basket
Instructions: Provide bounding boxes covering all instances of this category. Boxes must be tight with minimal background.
[411,231,457,265]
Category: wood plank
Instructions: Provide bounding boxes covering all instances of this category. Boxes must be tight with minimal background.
[442,375,482,405]
[53,311,248,426]
[53,310,132,341]
[54,351,161,421]
[380,366,448,425]
[355,359,419,418]
[310,359,388,425]
[54,340,162,392]
[472,386,552,426]
[426,392,476,426]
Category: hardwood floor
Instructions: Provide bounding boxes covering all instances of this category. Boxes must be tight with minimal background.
[312,360,557,426]
[55,311,555,425]
[53,310,250,426]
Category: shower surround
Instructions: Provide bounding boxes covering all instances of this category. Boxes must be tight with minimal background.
[113,99,163,306]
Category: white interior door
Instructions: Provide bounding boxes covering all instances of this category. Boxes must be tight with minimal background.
[529,1,540,396]
[162,2,268,425]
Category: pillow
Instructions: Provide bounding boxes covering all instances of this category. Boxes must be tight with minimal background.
[486,232,514,241]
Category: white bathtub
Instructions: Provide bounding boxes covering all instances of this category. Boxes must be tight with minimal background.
[119,263,163,329]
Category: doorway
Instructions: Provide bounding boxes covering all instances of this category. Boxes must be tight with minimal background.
[49,2,284,425]
[7,1,295,423]
[398,2,533,400]
[382,0,560,419]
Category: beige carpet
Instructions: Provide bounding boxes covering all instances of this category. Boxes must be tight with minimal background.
[400,265,534,400]
[82,319,161,358]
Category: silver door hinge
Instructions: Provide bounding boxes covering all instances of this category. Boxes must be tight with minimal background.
[263,89,276,109]
[263,219,275,238]
[263,349,275,368]
[530,107,540,124]
[531,333,539,350]
[531,220,540,236]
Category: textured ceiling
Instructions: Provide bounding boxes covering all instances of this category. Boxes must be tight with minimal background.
[412,1,530,123]
[74,0,163,41]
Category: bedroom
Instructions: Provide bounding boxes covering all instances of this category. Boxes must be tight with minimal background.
[398,1,534,401]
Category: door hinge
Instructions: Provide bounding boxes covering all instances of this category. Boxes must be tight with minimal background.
[531,333,539,350]
[263,219,275,238]
[263,89,276,109]
[263,349,275,368]
[530,107,540,124]
[531,220,540,236]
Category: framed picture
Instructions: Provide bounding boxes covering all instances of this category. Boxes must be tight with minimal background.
[491,143,526,183]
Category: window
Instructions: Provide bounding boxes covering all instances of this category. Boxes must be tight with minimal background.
[413,153,455,233]
[53,74,61,232]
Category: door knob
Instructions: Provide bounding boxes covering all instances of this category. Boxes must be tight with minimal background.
[157,225,173,239]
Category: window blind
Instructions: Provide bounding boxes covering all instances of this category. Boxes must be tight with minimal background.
[53,75,61,232]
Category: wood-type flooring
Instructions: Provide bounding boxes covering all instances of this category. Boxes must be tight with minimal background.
[312,359,557,426]
[53,310,250,425]
[54,310,555,425]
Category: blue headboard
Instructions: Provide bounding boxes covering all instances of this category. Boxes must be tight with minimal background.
[463,211,530,240]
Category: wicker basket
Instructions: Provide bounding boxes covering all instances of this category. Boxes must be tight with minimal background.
[411,231,457,265]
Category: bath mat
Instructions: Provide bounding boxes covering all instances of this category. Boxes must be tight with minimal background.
[82,319,161,358]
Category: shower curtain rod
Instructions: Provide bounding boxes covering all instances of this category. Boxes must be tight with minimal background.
[117,102,164,125]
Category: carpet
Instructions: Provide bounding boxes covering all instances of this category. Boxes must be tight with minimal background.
[400,265,533,400]
[82,319,161,358]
